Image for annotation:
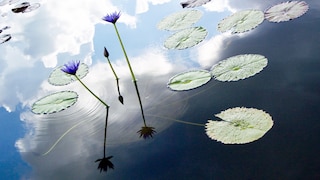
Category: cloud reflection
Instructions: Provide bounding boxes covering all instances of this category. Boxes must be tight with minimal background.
[16,47,190,178]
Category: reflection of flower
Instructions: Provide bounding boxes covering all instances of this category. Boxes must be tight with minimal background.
[102,11,121,24]
[61,60,80,75]
[95,156,114,173]
[137,126,156,139]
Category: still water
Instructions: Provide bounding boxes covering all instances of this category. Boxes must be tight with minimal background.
[0,0,320,179]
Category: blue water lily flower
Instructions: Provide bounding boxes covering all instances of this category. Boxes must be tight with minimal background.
[102,11,121,24]
[61,60,80,75]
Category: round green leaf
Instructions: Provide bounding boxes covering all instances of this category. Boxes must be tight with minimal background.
[48,63,89,86]
[164,26,207,50]
[167,69,211,91]
[218,10,264,33]
[211,54,268,82]
[32,91,78,114]
[157,10,203,31]
[265,1,309,23]
[205,107,273,144]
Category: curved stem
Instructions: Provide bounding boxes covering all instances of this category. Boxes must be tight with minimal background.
[74,75,109,108]
[146,114,205,127]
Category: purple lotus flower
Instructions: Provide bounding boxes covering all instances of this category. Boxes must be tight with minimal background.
[102,11,121,24]
[61,60,80,75]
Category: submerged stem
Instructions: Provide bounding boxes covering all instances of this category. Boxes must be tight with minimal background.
[103,106,109,158]
[146,114,205,127]
[74,75,109,108]
[134,81,147,126]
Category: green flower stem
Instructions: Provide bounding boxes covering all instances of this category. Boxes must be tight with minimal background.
[113,24,136,81]
[103,106,109,158]
[105,56,122,97]
[106,56,120,82]
[113,24,146,123]
[74,75,109,108]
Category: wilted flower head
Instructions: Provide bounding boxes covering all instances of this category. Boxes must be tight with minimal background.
[137,126,156,139]
[95,156,114,173]
[61,60,80,75]
[102,11,121,24]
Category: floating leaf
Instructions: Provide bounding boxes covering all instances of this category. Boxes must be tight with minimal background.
[211,54,268,82]
[205,107,273,144]
[0,34,11,44]
[265,1,309,23]
[22,3,40,13]
[48,63,89,86]
[157,10,203,31]
[164,26,207,50]
[218,10,264,33]
[32,91,78,114]
[167,69,211,91]
[180,0,211,8]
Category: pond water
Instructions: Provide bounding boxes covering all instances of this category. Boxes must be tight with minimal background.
[1,0,320,179]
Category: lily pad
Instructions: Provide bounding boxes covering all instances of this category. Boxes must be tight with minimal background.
[157,10,203,31]
[211,54,268,82]
[265,1,309,23]
[205,107,273,144]
[167,69,211,91]
[48,63,89,86]
[218,10,264,33]
[32,91,78,114]
[164,26,207,50]
[0,34,11,44]
[181,0,211,8]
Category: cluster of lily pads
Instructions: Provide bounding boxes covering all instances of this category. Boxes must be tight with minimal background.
[156,0,309,144]
[29,0,310,172]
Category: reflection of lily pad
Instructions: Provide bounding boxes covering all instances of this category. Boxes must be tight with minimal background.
[164,26,207,50]
[211,54,268,82]
[32,91,78,114]
[22,3,40,13]
[157,10,202,31]
[265,1,309,23]
[0,34,11,44]
[167,70,211,91]
[181,0,211,8]
[48,63,89,86]
[218,10,264,33]
[205,107,273,144]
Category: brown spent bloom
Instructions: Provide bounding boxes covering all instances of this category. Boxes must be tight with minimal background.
[137,126,156,139]
[95,156,114,173]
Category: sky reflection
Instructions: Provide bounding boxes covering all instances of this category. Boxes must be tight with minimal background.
[1,0,320,179]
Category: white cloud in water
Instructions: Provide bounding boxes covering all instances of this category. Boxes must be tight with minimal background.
[0,0,137,112]
[135,0,172,14]
[195,33,234,68]
[15,46,190,179]
[203,0,235,12]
